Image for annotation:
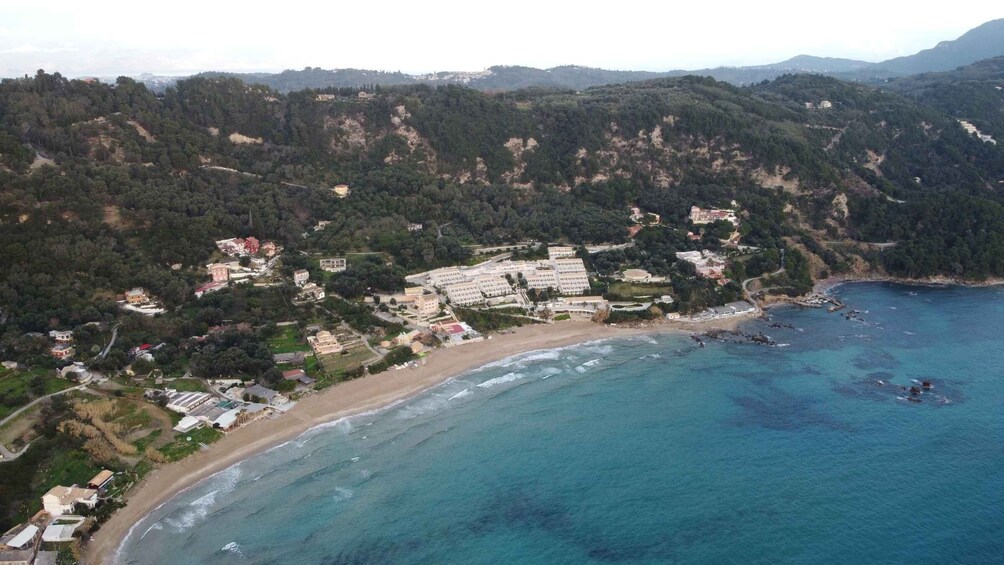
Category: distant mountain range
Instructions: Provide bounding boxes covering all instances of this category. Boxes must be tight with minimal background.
[136,18,1004,92]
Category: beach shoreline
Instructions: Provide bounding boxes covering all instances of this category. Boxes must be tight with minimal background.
[88,316,750,565]
[813,275,1004,295]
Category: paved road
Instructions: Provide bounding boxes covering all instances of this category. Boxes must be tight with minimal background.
[97,323,121,360]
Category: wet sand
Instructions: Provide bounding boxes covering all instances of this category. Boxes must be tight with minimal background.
[88,316,750,564]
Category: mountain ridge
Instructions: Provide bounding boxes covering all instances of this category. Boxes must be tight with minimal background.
[128,19,1004,92]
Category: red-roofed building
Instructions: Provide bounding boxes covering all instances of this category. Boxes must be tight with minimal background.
[195,281,227,298]
[282,369,306,380]
[243,236,260,255]
[627,226,643,238]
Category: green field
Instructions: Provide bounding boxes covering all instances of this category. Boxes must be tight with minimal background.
[0,368,74,420]
[267,326,310,354]
[304,354,319,373]
[41,449,102,491]
[165,378,206,392]
[311,346,375,390]
[157,427,222,461]
[318,346,374,373]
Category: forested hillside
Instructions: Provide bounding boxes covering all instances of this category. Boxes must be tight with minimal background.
[2,69,1004,335]
[879,56,1004,137]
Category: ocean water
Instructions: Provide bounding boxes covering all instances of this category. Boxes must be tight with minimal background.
[116,283,1004,564]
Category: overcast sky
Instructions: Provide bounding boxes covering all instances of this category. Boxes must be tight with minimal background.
[0,1,1001,77]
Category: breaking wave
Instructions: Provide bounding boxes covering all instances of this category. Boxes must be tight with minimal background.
[477,372,525,388]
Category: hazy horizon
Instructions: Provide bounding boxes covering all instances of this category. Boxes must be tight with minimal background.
[1,1,1002,78]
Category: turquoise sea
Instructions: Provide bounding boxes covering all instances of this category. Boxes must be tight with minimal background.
[116,283,1004,564]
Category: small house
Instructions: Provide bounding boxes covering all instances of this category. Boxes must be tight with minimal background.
[244,384,287,406]
[51,344,75,360]
[319,258,347,273]
[125,288,148,305]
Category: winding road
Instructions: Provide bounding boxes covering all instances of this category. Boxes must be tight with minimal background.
[0,384,94,462]
[741,249,786,307]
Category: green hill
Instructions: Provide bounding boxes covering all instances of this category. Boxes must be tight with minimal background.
[1,70,1003,334]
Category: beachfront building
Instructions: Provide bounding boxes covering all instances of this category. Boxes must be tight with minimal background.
[0,523,41,565]
[694,301,757,320]
[474,275,512,298]
[244,384,287,406]
[41,486,97,517]
[87,470,114,490]
[557,271,590,295]
[282,369,316,387]
[173,415,203,433]
[432,321,483,346]
[420,257,591,302]
[307,330,343,355]
[164,391,214,414]
[524,268,559,291]
[171,399,250,432]
[445,281,483,306]
[383,288,442,319]
[42,518,85,544]
[544,296,609,315]
[320,257,347,273]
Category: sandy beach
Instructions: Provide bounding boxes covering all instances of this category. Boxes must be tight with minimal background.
[87,316,750,564]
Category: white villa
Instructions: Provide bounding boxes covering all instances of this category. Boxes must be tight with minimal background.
[42,486,97,517]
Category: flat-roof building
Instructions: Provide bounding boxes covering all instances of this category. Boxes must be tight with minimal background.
[320,258,347,273]
[474,275,512,298]
[0,523,40,565]
[548,246,576,260]
[307,330,343,355]
[558,271,590,294]
[428,267,467,287]
[87,470,114,490]
[165,391,214,414]
[445,281,483,306]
